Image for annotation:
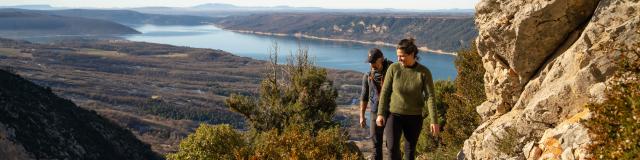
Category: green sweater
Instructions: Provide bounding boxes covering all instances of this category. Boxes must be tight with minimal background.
[377,62,437,123]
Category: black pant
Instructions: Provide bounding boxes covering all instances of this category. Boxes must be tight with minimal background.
[385,113,423,160]
[370,112,386,160]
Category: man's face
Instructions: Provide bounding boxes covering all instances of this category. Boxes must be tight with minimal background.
[370,57,383,71]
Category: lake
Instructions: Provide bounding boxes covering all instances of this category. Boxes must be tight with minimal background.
[123,25,457,80]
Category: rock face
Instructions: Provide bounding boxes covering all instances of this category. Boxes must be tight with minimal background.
[464,0,640,159]
[0,70,161,159]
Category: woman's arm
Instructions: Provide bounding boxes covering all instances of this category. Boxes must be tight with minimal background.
[423,68,440,136]
[376,65,395,126]
[377,65,394,117]
[424,69,437,124]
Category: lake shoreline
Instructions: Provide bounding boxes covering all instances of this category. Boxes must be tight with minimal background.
[124,24,458,79]
[215,25,458,56]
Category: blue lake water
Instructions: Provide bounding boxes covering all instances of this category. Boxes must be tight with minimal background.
[123,25,457,80]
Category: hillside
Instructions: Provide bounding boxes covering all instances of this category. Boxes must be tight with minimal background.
[132,3,474,18]
[0,38,362,154]
[216,13,477,53]
[463,0,639,159]
[0,10,140,37]
[0,69,160,159]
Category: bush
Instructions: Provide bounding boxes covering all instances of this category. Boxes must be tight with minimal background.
[440,42,484,148]
[225,44,338,133]
[166,124,246,160]
[417,80,455,154]
[417,41,484,158]
[585,53,640,159]
[252,124,361,159]
[168,123,360,160]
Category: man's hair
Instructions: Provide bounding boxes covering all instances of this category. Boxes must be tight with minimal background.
[367,48,384,63]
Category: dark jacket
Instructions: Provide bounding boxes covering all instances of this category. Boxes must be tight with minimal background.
[359,58,393,113]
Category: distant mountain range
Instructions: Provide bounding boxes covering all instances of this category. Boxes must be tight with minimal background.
[0,4,58,10]
[0,9,140,38]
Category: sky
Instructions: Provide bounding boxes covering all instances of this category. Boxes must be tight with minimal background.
[0,0,478,10]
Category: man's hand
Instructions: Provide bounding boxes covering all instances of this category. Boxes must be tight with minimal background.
[359,115,366,128]
[359,101,367,128]
[376,115,385,127]
[431,124,440,136]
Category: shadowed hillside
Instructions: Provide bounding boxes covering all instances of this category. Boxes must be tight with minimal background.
[0,69,161,159]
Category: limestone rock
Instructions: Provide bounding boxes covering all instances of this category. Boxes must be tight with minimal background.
[474,0,600,120]
[464,0,640,159]
[537,110,591,160]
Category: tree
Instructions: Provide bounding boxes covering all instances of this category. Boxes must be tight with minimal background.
[416,41,484,159]
[168,44,361,160]
[225,43,338,133]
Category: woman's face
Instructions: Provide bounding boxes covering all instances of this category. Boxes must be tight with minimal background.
[396,49,415,67]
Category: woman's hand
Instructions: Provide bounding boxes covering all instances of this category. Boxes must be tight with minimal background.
[376,115,385,127]
[431,124,440,136]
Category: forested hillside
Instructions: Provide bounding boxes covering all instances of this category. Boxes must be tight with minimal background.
[217,13,477,53]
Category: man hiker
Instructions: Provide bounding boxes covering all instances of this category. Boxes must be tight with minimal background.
[360,48,393,160]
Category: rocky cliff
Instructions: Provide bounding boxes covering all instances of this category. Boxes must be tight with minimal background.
[0,70,161,159]
[464,0,639,159]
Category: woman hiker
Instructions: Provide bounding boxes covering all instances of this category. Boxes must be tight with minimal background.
[376,38,440,160]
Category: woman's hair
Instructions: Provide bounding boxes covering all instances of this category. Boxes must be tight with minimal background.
[396,38,420,60]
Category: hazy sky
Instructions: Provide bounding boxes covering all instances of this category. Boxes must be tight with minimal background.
[0,0,478,10]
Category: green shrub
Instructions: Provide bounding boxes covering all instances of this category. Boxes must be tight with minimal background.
[417,41,484,158]
[452,43,486,106]
[168,123,360,160]
[585,53,640,159]
[166,124,246,160]
[418,80,455,154]
[252,124,361,159]
[225,44,338,133]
